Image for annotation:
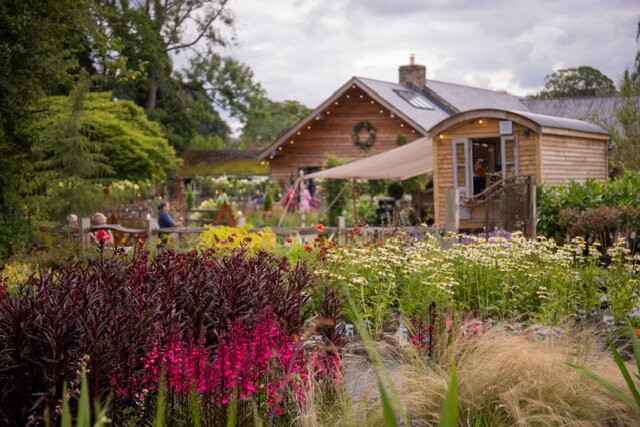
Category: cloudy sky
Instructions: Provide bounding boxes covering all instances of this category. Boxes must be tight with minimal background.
[221,0,639,108]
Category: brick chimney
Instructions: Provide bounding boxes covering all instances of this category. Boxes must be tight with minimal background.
[398,54,426,90]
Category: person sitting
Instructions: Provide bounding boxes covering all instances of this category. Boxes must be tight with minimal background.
[157,202,181,246]
[158,202,181,228]
[90,213,114,246]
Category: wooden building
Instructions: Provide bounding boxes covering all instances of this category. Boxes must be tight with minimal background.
[259,56,616,187]
[429,109,609,229]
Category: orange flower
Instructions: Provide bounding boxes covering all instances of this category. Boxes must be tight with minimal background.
[315,224,325,233]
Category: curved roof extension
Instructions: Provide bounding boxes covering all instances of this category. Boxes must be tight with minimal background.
[429,108,610,137]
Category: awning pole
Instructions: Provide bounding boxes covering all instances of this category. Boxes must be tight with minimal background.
[352,179,357,224]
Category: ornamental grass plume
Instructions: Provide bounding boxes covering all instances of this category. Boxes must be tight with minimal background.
[396,324,640,426]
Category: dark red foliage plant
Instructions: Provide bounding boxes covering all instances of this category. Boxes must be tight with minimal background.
[0,248,314,425]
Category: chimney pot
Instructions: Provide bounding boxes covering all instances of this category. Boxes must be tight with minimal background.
[399,55,426,90]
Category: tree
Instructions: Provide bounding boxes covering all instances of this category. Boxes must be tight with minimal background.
[32,75,114,218]
[536,66,617,98]
[609,21,640,171]
[35,91,177,182]
[240,98,311,147]
[96,0,235,110]
[0,0,92,256]
[88,2,263,152]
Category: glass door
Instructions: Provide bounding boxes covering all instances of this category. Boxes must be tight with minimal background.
[500,136,518,179]
[452,138,472,219]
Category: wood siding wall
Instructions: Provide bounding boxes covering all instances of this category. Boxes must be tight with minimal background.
[540,134,608,184]
[268,87,422,181]
[433,119,538,226]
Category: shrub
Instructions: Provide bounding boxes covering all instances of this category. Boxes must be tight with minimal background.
[0,249,313,425]
[196,224,277,254]
[322,154,351,226]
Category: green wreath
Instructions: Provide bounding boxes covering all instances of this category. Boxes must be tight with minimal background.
[352,120,376,150]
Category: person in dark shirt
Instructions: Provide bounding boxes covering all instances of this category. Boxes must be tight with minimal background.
[158,202,179,228]
[157,202,181,246]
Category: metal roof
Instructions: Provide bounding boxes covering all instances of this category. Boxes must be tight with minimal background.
[426,79,527,112]
[511,109,609,134]
[354,77,452,130]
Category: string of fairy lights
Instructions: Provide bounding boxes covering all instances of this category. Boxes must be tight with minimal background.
[259,83,418,166]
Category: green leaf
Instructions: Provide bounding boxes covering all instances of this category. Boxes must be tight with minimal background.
[61,382,71,427]
[77,373,91,427]
[226,391,238,427]
[190,386,201,427]
[439,360,458,427]
[568,363,640,414]
[378,377,399,427]
[627,320,640,379]
[153,372,167,427]
[609,337,640,405]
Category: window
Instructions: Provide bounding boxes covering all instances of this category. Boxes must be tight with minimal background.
[394,90,435,110]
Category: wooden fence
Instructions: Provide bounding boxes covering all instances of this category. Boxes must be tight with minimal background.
[78,216,431,248]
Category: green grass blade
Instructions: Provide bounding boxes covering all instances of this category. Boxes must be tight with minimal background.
[347,298,408,425]
[377,377,399,427]
[226,392,238,427]
[61,382,71,427]
[153,372,167,427]
[77,373,91,427]
[439,360,458,427]
[609,338,640,405]
[568,363,640,414]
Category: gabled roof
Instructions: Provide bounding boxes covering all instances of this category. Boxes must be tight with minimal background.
[355,77,452,130]
[258,77,445,159]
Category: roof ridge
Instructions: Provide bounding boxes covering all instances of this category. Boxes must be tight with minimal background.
[522,95,625,101]
[354,75,405,86]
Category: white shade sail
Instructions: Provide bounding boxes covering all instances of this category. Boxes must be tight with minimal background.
[305,136,433,180]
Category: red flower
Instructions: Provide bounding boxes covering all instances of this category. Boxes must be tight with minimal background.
[314,236,324,242]
[315,224,325,233]
[304,245,313,252]
[285,237,293,243]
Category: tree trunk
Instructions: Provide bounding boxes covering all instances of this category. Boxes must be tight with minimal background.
[145,72,158,110]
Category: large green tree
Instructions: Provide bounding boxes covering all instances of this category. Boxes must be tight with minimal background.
[35,91,177,182]
[240,98,311,147]
[89,0,264,152]
[0,0,92,256]
[536,66,617,98]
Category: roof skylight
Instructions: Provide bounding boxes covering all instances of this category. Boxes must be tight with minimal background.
[394,90,434,110]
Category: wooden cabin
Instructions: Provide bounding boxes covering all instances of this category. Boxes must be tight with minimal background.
[429,109,609,229]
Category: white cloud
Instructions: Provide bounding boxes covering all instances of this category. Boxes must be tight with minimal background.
[217,0,639,107]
